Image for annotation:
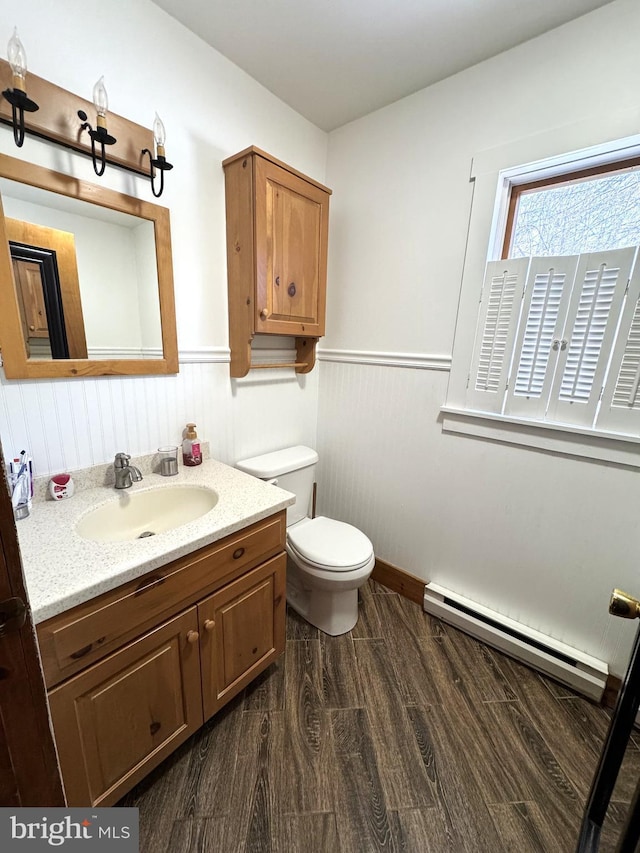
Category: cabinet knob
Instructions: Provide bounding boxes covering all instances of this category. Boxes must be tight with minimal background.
[29,325,35,331]
[187,630,200,644]
[260,308,268,320]
[204,619,215,632]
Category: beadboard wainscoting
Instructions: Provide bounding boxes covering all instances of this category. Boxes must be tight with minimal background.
[315,352,639,678]
[315,352,453,572]
[0,347,318,479]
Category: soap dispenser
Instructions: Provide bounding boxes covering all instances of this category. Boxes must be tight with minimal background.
[182,423,202,466]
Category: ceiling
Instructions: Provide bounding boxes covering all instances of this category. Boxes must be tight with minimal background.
[152,0,615,131]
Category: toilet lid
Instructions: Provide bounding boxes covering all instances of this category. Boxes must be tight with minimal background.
[287,516,374,572]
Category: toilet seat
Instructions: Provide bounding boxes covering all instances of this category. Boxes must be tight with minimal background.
[287,516,374,572]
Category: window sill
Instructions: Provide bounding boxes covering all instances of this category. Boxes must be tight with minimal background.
[441,406,640,468]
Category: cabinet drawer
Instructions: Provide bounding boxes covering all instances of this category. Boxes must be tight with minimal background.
[48,607,203,807]
[38,511,286,687]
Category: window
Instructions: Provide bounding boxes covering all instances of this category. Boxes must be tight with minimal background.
[503,158,640,259]
[465,157,640,438]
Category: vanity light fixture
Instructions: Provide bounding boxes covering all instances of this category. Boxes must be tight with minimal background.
[77,76,117,176]
[2,28,39,147]
[141,112,173,197]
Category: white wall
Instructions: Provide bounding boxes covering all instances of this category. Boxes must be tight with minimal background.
[319,0,640,676]
[0,0,325,473]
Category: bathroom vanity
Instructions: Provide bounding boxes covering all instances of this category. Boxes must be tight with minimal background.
[16,458,294,807]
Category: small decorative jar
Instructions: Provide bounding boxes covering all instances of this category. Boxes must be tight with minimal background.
[49,474,75,500]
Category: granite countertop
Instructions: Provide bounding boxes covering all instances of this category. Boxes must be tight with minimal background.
[16,455,295,624]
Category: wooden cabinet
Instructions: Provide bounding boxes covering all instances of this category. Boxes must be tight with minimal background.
[38,512,286,806]
[223,146,331,377]
[47,609,203,807]
[200,554,285,719]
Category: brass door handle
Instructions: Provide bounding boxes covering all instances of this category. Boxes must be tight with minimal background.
[609,589,640,619]
[0,597,27,636]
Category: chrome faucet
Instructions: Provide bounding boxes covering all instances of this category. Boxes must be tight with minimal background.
[114,453,143,489]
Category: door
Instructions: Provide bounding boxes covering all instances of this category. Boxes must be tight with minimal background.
[13,257,49,339]
[47,607,204,807]
[254,156,328,337]
[0,449,64,806]
[576,589,640,852]
[199,553,286,720]
[6,218,88,360]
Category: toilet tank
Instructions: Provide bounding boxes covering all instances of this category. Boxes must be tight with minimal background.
[236,446,318,526]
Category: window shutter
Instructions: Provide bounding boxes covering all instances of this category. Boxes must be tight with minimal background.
[547,248,635,427]
[504,256,578,419]
[596,252,640,433]
[466,258,529,413]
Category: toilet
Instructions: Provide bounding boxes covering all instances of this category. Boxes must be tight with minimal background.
[236,446,375,635]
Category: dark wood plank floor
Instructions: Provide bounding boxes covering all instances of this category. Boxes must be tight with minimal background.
[119,580,638,852]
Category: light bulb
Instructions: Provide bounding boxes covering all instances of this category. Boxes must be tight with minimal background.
[153,113,166,157]
[92,76,108,118]
[7,27,27,90]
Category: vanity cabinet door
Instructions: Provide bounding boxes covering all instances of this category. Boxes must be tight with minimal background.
[47,608,203,807]
[254,155,328,338]
[199,553,286,720]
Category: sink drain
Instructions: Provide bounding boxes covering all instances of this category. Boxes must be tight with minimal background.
[138,531,156,538]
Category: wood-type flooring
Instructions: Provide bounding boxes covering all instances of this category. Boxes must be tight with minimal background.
[119,580,640,852]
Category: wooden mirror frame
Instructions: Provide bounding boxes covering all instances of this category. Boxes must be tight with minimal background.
[0,153,178,379]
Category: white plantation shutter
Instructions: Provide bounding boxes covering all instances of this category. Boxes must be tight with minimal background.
[597,253,640,433]
[466,258,529,413]
[504,256,578,419]
[547,248,635,427]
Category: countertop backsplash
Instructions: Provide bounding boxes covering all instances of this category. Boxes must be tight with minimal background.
[30,443,211,503]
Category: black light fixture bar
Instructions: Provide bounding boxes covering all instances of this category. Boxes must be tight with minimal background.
[0,57,163,185]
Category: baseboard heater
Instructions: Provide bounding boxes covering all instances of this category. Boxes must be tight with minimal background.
[423,582,608,702]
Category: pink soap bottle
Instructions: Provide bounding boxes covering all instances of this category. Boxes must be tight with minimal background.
[182,423,202,466]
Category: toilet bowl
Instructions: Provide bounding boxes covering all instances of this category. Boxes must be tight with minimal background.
[286,515,375,634]
[236,446,375,635]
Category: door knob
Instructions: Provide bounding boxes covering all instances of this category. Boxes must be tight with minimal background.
[204,619,215,632]
[0,597,27,636]
[186,630,200,644]
[609,589,640,619]
[260,309,268,320]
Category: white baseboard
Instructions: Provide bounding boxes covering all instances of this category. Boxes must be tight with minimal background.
[424,582,608,701]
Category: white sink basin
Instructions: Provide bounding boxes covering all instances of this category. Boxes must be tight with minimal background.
[76,485,218,542]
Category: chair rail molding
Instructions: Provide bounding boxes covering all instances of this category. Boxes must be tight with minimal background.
[178,347,231,364]
[317,348,452,371]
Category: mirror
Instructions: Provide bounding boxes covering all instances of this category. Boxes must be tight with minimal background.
[0,153,178,379]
